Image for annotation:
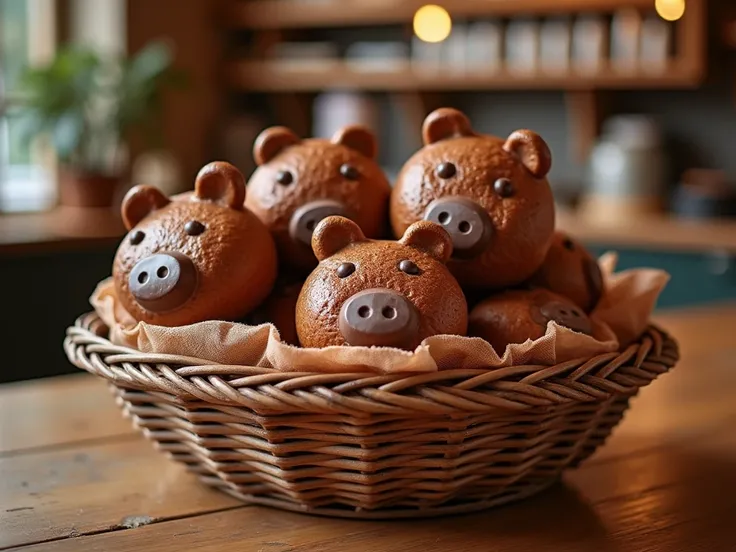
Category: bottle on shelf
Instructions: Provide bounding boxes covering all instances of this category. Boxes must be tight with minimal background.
[465,20,503,73]
[571,15,607,75]
[580,115,667,224]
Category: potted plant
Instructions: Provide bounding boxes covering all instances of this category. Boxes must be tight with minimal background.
[13,41,184,208]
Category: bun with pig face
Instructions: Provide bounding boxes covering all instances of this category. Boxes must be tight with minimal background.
[296,216,467,350]
[391,108,556,290]
[113,162,277,326]
[528,231,604,313]
[246,125,391,274]
[469,288,593,354]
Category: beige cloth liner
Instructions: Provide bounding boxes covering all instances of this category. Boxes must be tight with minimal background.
[91,252,669,373]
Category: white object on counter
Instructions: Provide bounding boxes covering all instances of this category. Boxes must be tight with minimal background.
[505,19,539,74]
[581,115,667,223]
[465,20,503,72]
[640,16,671,73]
[313,92,378,139]
[572,15,607,74]
[539,17,572,74]
[610,9,642,73]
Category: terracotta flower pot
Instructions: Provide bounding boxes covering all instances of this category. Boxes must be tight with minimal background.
[58,169,121,208]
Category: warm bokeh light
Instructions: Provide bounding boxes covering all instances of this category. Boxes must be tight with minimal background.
[655,0,685,21]
[413,5,452,43]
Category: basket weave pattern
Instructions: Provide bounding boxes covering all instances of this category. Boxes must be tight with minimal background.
[65,312,678,519]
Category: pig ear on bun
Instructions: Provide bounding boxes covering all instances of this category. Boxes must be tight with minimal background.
[193,162,246,210]
[422,108,475,145]
[253,126,299,165]
[503,130,552,178]
[400,221,453,264]
[121,185,170,230]
[331,125,377,159]
[311,216,366,262]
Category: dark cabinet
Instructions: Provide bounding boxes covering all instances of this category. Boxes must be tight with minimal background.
[0,247,117,383]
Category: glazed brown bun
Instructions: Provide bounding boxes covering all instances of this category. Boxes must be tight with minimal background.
[246,125,391,274]
[469,288,593,354]
[113,162,277,326]
[391,108,555,290]
[296,216,467,350]
[251,280,303,346]
[528,231,604,313]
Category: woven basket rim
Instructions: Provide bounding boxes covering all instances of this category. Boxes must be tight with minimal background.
[64,312,679,415]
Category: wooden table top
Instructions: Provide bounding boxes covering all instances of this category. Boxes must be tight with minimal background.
[2,304,736,551]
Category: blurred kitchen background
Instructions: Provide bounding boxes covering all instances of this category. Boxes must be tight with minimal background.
[1,0,735,382]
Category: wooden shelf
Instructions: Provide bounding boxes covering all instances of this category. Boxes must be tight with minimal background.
[225,0,656,30]
[226,60,703,92]
[0,207,126,256]
[556,209,736,253]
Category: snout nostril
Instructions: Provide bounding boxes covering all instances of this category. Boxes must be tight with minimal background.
[571,310,581,317]
[382,306,397,319]
[306,219,316,232]
[129,252,197,313]
[338,289,420,349]
[423,197,493,260]
[560,309,569,316]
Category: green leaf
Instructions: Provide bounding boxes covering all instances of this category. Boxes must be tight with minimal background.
[127,41,173,85]
[12,112,48,147]
[52,111,84,160]
[8,39,185,169]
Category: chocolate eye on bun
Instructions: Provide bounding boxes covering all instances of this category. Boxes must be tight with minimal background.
[469,288,593,354]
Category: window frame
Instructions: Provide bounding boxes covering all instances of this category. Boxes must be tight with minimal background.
[0,0,58,213]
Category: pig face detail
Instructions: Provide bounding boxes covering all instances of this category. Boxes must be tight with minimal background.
[113,162,278,326]
[296,216,467,349]
[246,125,391,273]
[469,288,593,354]
[391,108,556,290]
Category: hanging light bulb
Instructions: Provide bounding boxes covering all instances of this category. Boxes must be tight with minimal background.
[413,5,452,44]
[655,0,686,22]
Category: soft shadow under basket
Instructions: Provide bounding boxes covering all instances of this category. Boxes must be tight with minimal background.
[65,312,678,519]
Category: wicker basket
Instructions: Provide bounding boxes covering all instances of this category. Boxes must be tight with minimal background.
[64,312,678,519]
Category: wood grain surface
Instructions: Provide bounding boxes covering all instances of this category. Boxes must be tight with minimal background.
[1,304,735,551]
[225,61,703,93]
[0,375,133,455]
[225,0,660,30]
[0,440,239,550]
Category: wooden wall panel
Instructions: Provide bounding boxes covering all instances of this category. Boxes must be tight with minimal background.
[126,0,222,183]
